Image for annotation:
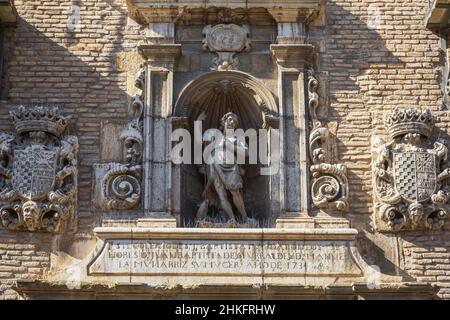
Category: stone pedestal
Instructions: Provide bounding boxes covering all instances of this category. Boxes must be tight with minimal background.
[87,227,365,286]
[45,227,368,287]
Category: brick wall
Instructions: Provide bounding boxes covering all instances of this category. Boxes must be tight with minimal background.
[314,0,450,298]
[0,0,144,299]
[0,0,450,299]
[0,238,52,300]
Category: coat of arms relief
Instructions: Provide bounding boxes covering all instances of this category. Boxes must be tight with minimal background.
[0,106,78,233]
[373,108,449,231]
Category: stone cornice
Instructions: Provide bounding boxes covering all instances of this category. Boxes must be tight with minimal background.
[270,44,315,68]
[127,0,323,25]
[138,43,182,63]
[93,226,358,241]
[14,280,439,299]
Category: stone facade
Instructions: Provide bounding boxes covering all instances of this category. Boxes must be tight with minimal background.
[0,0,449,300]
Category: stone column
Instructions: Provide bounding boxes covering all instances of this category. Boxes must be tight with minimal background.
[271,44,314,228]
[270,10,350,229]
[269,10,315,228]
[138,22,181,227]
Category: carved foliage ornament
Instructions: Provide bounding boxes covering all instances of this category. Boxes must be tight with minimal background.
[373,108,449,231]
[0,106,78,232]
[99,65,144,210]
[307,70,349,212]
[202,24,251,71]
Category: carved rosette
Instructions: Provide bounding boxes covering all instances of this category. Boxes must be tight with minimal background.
[202,23,251,71]
[372,108,449,231]
[98,65,144,211]
[0,106,78,233]
[308,70,349,212]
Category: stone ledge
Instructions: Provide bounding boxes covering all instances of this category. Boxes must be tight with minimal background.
[270,44,315,67]
[14,280,439,300]
[93,226,358,240]
[138,44,182,62]
[128,0,323,10]
[127,0,323,24]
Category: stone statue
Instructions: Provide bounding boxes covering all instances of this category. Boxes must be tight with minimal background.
[196,112,248,222]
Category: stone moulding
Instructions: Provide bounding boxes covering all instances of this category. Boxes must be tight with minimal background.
[96,65,145,211]
[372,108,450,232]
[0,106,78,233]
[307,69,349,212]
[13,280,438,300]
[126,1,324,25]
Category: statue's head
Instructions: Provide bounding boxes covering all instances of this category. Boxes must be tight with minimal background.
[22,201,41,231]
[220,112,239,131]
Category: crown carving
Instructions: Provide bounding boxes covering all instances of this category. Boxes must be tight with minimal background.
[384,108,434,139]
[10,106,69,137]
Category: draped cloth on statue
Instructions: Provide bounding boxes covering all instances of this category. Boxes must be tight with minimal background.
[202,135,246,205]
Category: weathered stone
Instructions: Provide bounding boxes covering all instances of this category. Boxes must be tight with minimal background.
[0,0,449,301]
[0,106,78,233]
[372,108,449,231]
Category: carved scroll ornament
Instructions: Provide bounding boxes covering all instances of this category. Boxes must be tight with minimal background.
[307,69,349,212]
[98,65,144,210]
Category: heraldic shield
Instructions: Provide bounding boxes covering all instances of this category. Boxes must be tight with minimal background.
[11,145,58,199]
[393,151,437,203]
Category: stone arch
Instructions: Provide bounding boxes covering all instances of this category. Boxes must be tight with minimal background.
[174,70,278,131]
[173,71,279,226]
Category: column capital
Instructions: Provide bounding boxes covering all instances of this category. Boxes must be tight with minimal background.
[270,44,315,68]
[267,8,315,23]
[129,6,185,24]
[138,44,182,65]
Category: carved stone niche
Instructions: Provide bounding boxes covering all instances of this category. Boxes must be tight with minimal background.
[172,71,280,226]
[372,108,450,232]
[0,106,78,233]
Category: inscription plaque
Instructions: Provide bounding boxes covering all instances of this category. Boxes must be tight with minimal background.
[89,239,361,277]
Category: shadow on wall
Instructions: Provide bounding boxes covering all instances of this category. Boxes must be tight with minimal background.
[0,0,444,285]
[315,0,406,93]
[0,0,145,253]
[401,228,450,287]
[311,0,441,277]
[311,0,407,225]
